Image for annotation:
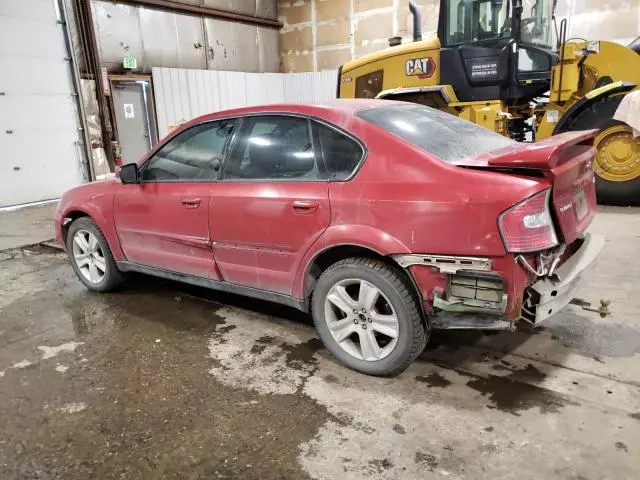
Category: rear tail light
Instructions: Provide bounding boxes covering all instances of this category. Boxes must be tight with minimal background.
[498,189,558,253]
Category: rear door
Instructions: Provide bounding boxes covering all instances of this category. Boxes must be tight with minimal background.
[211,115,330,295]
[114,120,235,278]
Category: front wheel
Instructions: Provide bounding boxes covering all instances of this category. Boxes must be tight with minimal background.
[66,217,124,292]
[311,258,428,377]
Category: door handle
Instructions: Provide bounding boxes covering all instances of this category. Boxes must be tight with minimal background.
[291,200,319,214]
[181,197,201,208]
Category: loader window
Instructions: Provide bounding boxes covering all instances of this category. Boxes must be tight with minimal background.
[442,0,553,48]
[443,0,510,45]
[355,70,384,99]
[356,104,514,163]
[520,0,553,48]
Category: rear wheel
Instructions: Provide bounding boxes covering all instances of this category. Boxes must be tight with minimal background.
[66,218,124,292]
[311,258,428,377]
[562,96,640,205]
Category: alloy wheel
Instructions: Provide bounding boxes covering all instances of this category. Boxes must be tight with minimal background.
[72,230,107,284]
[324,278,400,361]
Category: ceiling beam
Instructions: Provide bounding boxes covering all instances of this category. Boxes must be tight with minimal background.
[114,0,282,29]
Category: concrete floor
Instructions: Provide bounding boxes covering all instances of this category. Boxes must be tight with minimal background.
[0,207,639,479]
[0,203,59,251]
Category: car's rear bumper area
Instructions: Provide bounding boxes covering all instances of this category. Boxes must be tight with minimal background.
[520,233,605,325]
[396,233,604,330]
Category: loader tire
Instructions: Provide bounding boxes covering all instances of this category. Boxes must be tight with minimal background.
[562,95,640,206]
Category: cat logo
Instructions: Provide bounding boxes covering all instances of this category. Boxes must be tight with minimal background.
[405,57,436,79]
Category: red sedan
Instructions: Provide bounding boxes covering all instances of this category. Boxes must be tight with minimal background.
[55,100,603,376]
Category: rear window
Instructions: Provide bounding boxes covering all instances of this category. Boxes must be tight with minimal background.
[356,104,514,163]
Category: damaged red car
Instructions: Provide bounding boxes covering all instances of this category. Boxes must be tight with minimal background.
[55,100,604,376]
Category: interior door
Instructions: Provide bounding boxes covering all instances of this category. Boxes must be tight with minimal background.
[114,120,235,279]
[211,115,330,295]
[111,80,157,164]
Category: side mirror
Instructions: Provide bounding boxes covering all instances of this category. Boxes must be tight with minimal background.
[119,163,139,184]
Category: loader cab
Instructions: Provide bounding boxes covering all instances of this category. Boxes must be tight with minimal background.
[438,0,557,102]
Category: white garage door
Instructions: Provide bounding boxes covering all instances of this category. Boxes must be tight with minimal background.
[0,0,86,208]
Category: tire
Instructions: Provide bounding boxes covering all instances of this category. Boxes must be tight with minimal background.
[311,257,428,377]
[66,217,124,292]
[562,96,640,206]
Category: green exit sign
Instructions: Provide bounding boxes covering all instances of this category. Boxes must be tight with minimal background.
[123,56,137,69]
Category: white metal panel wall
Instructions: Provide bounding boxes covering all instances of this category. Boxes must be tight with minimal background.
[0,0,85,207]
[153,68,338,138]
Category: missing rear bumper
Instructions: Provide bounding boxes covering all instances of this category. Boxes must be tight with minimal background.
[431,272,511,330]
[520,233,605,325]
[434,273,507,314]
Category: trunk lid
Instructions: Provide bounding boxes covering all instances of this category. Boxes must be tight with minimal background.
[454,130,598,245]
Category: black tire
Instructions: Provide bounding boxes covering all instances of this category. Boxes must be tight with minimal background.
[562,96,640,206]
[311,258,428,377]
[66,217,124,292]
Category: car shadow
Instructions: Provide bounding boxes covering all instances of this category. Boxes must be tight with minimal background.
[119,272,313,327]
[106,274,574,382]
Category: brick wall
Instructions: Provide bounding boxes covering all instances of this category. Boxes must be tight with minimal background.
[279,0,439,72]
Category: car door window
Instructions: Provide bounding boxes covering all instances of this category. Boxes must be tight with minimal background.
[141,120,235,182]
[223,116,318,180]
[312,122,364,180]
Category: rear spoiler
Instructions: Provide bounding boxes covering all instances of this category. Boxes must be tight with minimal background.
[486,130,598,170]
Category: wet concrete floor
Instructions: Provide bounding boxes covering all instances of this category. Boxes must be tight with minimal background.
[1,207,639,479]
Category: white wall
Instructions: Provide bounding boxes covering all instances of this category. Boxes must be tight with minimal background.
[0,0,86,207]
[152,67,337,138]
[555,0,640,46]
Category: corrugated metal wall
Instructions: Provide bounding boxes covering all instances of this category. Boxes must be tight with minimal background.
[152,67,337,138]
[91,0,280,73]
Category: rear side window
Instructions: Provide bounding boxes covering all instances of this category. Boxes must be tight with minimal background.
[223,116,318,181]
[356,104,514,163]
[313,122,364,180]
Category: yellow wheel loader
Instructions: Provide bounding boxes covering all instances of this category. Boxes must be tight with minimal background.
[337,0,640,205]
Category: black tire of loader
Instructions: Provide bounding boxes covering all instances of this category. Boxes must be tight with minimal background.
[561,95,640,206]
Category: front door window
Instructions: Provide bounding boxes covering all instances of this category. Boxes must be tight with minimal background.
[141,120,235,182]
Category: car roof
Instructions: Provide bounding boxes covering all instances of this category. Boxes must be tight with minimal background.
[185,99,401,125]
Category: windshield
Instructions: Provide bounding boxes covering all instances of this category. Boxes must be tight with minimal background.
[443,0,553,48]
[356,104,514,163]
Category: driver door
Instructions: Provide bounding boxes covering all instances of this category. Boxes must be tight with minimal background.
[114,120,235,279]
